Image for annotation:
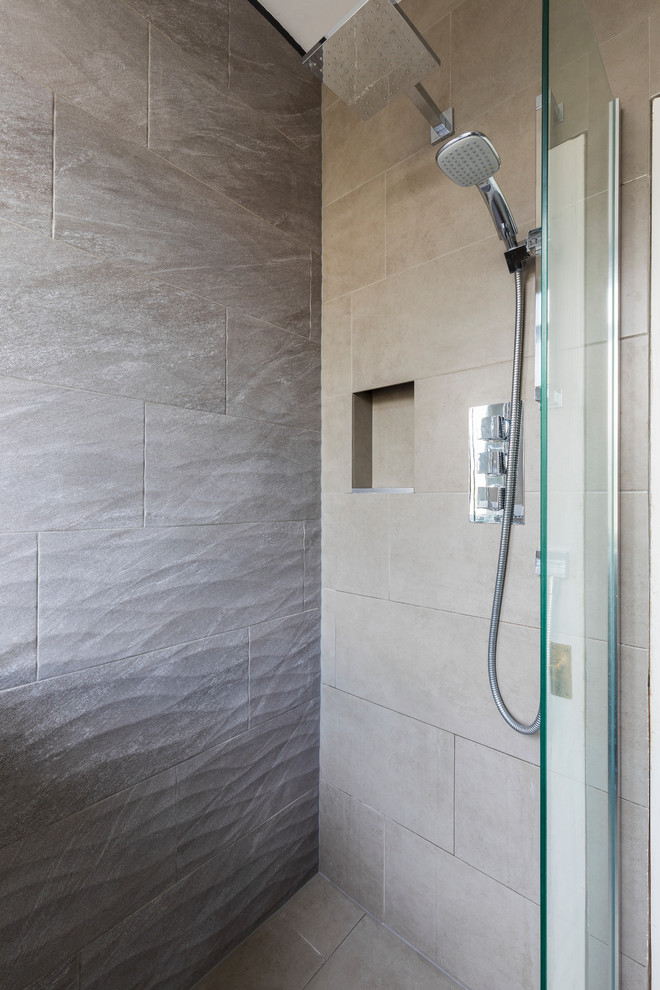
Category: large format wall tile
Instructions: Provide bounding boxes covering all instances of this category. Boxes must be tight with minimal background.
[79,790,318,990]
[0,222,227,412]
[226,310,321,427]
[320,780,385,918]
[322,495,390,599]
[0,770,177,990]
[37,522,304,676]
[249,611,320,724]
[53,100,311,336]
[0,631,248,847]
[334,592,540,763]
[323,176,386,300]
[228,0,321,154]
[176,701,319,875]
[0,534,37,691]
[0,64,52,235]
[454,738,540,903]
[389,493,540,628]
[127,0,229,85]
[321,686,454,851]
[0,379,143,532]
[384,820,540,990]
[149,30,321,252]
[145,404,319,526]
[0,0,148,142]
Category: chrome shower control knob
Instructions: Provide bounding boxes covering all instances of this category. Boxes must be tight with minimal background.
[481,414,509,440]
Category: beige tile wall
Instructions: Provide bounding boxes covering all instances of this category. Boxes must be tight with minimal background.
[320,0,651,987]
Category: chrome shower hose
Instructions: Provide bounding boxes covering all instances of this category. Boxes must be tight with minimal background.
[487,267,541,735]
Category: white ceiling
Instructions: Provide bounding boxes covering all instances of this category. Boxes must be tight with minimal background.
[259,0,369,52]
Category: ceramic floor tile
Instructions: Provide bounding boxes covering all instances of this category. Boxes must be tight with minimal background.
[192,912,323,990]
[305,915,461,990]
[278,874,365,960]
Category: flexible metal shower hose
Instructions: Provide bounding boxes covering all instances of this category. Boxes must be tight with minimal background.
[487,267,542,735]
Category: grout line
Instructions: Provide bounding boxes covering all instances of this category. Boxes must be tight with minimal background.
[298,913,365,989]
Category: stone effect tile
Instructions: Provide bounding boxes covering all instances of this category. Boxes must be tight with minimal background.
[321,296,351,397]
[145,405,319,526]
[0,64,53,235]
[78,790,318,990]
[0,534,37,691]
[0,770,177,990]
[322,495,390,600]
[228,0,321,153]
[320,783,385,919]
[0,0,148,142]
[0,631,248,848]
[226,310,321,428]
[323,176,386,300]
[311,251,322,341]
[129,0,229,85]
[37,522,304,676]
[54,100,311,336]
[149,30,321,252]
[321,687,454,851]
[600,20,650,183]
[454,738,540,903]
[278,874,364,960]
[249,611,320,725]
[304,521,321,609]
[192,912,323,990]
[305,915,459,990]
[176,701,319,876]
[0,379,143,532]
[23,958,79,990]
[0,221,227,412]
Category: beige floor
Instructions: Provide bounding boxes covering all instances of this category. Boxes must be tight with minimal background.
[192,874,463,990]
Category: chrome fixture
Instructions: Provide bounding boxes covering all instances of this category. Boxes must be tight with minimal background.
[437,130,540,735]
[469,402,524,525]
[303,0,454,143]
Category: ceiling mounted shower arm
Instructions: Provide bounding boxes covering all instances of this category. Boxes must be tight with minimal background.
[407,83,454,144]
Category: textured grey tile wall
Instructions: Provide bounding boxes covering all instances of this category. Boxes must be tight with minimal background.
[0,534,37,690]
[54,99,313,336]
[0,222,227,412]
[0,0,321,986]
[37,522,304,676]
[0,631,248,847]
[78,790,319,990]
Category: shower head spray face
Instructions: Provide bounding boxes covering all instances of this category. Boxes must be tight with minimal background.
[435,131,501,186]
[435,130,519,251]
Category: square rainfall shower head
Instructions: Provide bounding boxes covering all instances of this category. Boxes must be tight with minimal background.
[303,0,441,120]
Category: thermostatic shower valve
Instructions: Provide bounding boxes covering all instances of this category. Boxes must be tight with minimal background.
[469,401,524,524]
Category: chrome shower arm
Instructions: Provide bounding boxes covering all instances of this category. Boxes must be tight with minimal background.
[476,176,519,250]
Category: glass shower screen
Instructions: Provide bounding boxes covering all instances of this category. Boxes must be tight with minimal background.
[541,1,620,988]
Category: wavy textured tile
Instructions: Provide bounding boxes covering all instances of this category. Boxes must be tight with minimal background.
[249,613,320,725]
[0,0,147,142]
[304,521,322,610]
[0,630,247,848]
[79,790,319,990]
[0,379,143,532]
[0,222,226,412]
[310,250,322,341]
[229,0,321,153]
[145,405,319,526]
[0,770,176,990]
[149,30,321,252]
[37,523,304,676]
[226,310,321,428]
[176,700,319,874]
[54,100,311,336]
[23,959,78,990]
[0,534,37,690]
[127,0,229,84]
[0,64,52,235]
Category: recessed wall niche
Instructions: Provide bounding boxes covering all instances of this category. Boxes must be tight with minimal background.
[352,381,415,491]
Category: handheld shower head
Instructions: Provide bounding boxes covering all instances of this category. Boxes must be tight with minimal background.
[435,131,519,251]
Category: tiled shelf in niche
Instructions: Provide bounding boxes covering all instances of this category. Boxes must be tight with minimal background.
[352,382,415,492]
